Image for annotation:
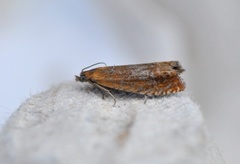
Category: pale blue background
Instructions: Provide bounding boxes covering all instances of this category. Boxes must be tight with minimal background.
[0,1,186,125]
[1,1,240,163]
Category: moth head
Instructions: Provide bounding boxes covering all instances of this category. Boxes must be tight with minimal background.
[75,72,87,82]
[76,62,106,82]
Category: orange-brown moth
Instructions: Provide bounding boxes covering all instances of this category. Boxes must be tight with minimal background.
[75,61,185,106]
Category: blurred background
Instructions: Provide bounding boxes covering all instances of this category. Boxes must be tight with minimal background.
[0,0,239,163]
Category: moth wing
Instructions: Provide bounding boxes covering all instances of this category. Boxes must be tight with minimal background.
[84,62,183,82]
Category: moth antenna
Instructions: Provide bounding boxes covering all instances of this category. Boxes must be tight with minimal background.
[81,62,107,73]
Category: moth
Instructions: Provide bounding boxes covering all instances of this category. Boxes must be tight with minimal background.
[75,61,185,106]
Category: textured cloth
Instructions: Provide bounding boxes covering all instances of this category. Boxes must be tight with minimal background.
[0,82,224,164]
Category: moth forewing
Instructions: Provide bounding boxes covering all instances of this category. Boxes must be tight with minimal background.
[81,61,184,82]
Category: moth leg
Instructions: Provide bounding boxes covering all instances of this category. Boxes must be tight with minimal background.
[144,95,148,104]
[91,82,117,106]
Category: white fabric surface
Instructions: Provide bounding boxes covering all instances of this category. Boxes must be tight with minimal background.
[0,82,224,164]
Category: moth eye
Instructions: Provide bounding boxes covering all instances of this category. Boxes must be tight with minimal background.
[80,74,87,82]
[172,65,179,70]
